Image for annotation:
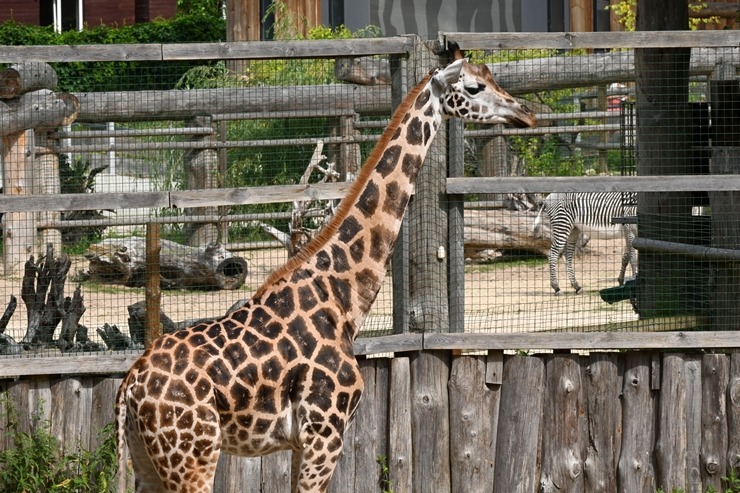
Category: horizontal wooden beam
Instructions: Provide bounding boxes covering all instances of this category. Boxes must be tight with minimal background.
[0,37,413,63]
[447,175,740,194]
[422,331,740,351]
[443,30,740,49]
[4,328,738,378]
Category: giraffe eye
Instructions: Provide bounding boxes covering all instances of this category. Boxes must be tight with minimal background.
[466,83,485,95]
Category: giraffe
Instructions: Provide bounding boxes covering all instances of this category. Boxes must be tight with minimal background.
[115,42,536,493]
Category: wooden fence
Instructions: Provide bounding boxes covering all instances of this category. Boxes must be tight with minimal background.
[2,346,740,493]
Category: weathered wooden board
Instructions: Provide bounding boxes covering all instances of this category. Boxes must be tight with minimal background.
[700,354,729,492]
[448,355,497,492]
[583,353,620,493]
[728,353,740,471]
[410,350,451,493]
[388,356,412,493]
[493,355,545,493]
[617,352,656,492]
[540,354,585,493]
[654,353,688,492]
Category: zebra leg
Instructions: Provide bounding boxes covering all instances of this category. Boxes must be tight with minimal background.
[548,230,568,295]
[564,229,582,294]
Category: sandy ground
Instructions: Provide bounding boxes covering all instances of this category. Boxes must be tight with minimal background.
[0,238,638,345]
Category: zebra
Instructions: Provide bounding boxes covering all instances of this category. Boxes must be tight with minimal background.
[534,192,638,294]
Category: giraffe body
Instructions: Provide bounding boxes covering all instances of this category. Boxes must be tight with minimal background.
[116,44,536,493]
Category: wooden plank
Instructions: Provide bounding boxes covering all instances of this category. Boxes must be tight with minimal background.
[0,352,141,377]
[171,183,352,209]
[374,358,390,462]
[162,37,412,60]
[351,361,380,493]
[214,456,262,493]
[422,331,740,351]
[447,175,740,195]
[444,30,740,49]
[540,354,584,493]
[700,354,729,492]
[493,355,545,493]
[448,355,496,492]
[261,450,292,493]
[685,355,703,493]
[90,376,120,447]
[0,190,169,213]
[728,353,740,471]
[583,353,620,493]
[485,350,503,385]
[388,356,412,493]
[654,353,688,492]
[410,350,451,493]
[353,333,423,355]
[617,352,656,492]
[0,44,163,63]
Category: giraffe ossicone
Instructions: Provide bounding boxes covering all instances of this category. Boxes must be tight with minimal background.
[115,42,536,493]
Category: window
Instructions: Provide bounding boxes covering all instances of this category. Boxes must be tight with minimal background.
[40,0,83,32]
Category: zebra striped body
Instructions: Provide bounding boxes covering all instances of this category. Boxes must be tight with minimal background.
[535,192,637,294]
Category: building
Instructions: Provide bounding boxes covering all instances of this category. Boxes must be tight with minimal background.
[1,0,177,32]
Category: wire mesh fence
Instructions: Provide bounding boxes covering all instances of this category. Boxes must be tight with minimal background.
[0,32,738,358]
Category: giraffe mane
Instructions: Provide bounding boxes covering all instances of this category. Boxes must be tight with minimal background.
[255,72,435,298]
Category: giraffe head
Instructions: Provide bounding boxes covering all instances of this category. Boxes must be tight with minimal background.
[432,42,537,128]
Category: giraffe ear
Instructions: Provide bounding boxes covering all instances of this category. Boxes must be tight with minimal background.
[432,58,464,91]
[447,41,465,61]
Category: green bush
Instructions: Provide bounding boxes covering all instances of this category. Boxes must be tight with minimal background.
[0,13,226,91]
[0,394,118,492]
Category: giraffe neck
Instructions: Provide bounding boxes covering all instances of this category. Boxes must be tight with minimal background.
[254,73,441,337]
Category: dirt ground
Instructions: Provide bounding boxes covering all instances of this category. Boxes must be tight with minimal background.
[0,238,638,345]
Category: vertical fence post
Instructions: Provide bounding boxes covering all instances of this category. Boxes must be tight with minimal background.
[390,52,410,334]
[407,36,449,333]
[2,129,36,275]
[145,223,162,346]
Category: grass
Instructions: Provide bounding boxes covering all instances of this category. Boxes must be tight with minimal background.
[465,256,547,274]
[0,393,118,493]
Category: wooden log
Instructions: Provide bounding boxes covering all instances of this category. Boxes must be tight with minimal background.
[388,356,412,493]
[0,62,58,99]
[0,89,79,135]
[2,129,36,276]
[685,355,703,493]
[493,355,545,493]
[145,223,162,346]
[464,209,550,260]
[58,284,86,351]
[333,57,391,85]
[540,354,585,493]
[583,353,620,493]
[700,354,729,492]
[617,352,656,493]
[85,237,248,290]
[448,355,498,493]
[727,353,740,471]
[654,353,688,492]
[410,350,451,493]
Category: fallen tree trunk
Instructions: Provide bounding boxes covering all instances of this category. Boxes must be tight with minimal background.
[85,238,248,290]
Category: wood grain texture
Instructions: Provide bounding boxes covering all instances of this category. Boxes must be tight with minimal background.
[540,354,585,493]
[583,353,620,493]
[655,353,688,492]
[700,354,729,492]
[448,355,497,493]
[617,352,656,493]
[493,355,545,493]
